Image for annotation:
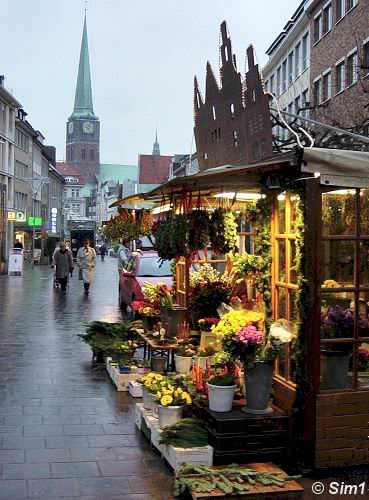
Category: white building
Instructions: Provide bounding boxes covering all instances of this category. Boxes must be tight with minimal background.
[55,162,86,217]
[0,76,21,273]
[262,0,311,141]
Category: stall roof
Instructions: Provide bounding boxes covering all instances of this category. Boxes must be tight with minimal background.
[110,148,369,207]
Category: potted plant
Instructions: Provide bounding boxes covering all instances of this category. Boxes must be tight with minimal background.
[189,282,231,327]
[151,355,167,374]
[131,300,160,331]
[110,340,138,367]
[155,380,192,429]
[174,342,196,374]
[207,371,237,413]
[321,306,369,389]
[78,321,131,362]
[194,346,217,370]
[198,317,221,350]
[136,360,150,374]
[140,372,166,412]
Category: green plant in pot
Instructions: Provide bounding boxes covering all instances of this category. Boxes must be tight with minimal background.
[320,306,369,389]
[111,340,138,366]
[174,341,196,374]
[78,321,130,362]
[189,282,231,326]
[139,372,167,412]
[194,346,217,370]
[155,379,192,429]
[207,370,237,413]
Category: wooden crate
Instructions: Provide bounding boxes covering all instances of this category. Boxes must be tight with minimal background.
[189,462,303,499]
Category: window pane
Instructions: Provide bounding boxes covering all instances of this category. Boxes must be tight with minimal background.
[320,345,353,390]
[322,191,356,235]
[321,295,355,338]
[359,189,369,235]
[357,345,369,389]
[290,240,298,284]
[322,240,355,286]
[277,196,286,233]
[359,241,369,287]
[277,286,287,318]
[278,240,286,282]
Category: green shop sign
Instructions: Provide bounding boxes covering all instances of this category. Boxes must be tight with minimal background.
[28,216,43,227]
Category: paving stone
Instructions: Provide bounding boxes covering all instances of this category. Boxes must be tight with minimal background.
[26,449,71,463]
[113,447,153,461]
[23,406,59,416]
[97,460,148,476]
[50,461,100,478]
[3,437,46,450]
[0,426,23,436]
[102,423,136,435]
[0,450,25,464]
[2,462,51,480]
[3,415,42,426]
[42,414,82,425]
[28,477,80,497]
[78,476,132,496]
[87,435,131,448]
[0,479,27,499]
[46,436,89,448]
[70,448,116,462]
[63,424,105,435]
[23,425,64,436]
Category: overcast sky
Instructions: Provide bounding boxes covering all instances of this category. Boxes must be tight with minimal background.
[2,0,298,165]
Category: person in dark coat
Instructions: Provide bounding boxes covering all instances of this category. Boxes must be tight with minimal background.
[53,242,74,291]
[100,243,107,261]
[14,239,23,249]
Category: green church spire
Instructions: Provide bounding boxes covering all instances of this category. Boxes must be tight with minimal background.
[69,15,97,121]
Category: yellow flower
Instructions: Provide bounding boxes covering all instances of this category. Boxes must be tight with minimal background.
[144,380,151,388]
[156,391,162,399]
[154,374,163,381]
[147,373,155,379]
[160,395,173,406]
[176,387,183,394]
[167,384,174,391]
[160,381,167,386]
[181,392,192,404]
[174,390,178,397]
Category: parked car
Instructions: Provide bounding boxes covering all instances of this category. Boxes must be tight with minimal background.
[119,252,172,310]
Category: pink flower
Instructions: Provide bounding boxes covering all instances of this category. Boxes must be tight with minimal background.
[235,325,263,346]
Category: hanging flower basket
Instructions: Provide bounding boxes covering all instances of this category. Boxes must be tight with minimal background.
[210,208,238,255]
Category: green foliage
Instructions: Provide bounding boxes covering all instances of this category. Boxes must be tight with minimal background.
[78,321,131,354]
[208,371,236,386]
[210,208,238,254]
[159,418,208,448]
[155,220,176,261]
[188,283,231,321]
[173,463,300,497]
[170,214,190,257]
[188,211,212,251]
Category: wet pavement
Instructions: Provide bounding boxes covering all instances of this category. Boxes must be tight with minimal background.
[0,257,173,500]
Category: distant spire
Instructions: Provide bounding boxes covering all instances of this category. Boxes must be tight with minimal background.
[69,14,97,121]
[152,126,160,155]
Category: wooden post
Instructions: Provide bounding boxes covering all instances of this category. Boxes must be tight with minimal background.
[301,179,322,466]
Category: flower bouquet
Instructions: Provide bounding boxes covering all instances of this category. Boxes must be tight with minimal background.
[198,317,220,332]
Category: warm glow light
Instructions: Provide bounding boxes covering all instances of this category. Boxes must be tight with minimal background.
[314,172,320,178]
[215,192,265,200]
[153,204,172,215]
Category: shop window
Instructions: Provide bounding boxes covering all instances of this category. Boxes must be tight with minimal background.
[320,189,369,391]
[272,192,299,383]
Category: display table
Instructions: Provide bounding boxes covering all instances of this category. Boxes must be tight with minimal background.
[135,330,178,371]
[201,402,289,465]
[189,462,303,499]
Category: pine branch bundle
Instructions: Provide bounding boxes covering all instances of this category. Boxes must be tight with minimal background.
[159,418,208,448]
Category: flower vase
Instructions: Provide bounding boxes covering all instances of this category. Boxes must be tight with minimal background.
[161,307,186,338]
[243,362,273,415]
[174,355,193,374]
[321,350,350,390]
[158,405,183,429]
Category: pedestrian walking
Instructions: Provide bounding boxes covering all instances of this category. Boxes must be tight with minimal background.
[117,239,131,277]
[14,239,23,249]
[100,243,107,261]
[77,239,96,294]
[53,242,74,291]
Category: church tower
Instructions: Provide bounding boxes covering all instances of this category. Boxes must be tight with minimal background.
[152,129,160,156]
[66,15,100,182]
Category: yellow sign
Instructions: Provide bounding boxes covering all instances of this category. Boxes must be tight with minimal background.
[7,211,16,221]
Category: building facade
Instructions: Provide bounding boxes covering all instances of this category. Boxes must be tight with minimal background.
[308,0,369,137]
[262,1,311,141]
[56,162,86,218]
[0,77,21,272]
[66,16,100,182]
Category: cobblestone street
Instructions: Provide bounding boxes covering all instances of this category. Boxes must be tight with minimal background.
[0,258,172,500]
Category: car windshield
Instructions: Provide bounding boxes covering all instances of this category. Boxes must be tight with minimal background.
[138,257,172,277]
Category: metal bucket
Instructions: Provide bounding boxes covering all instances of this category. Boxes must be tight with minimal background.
[243,363,273,415]
[158,405,183,429]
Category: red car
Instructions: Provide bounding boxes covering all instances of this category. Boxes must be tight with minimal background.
[119,252,172,310]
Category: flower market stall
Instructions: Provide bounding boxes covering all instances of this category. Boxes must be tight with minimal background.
[108,147,369,475]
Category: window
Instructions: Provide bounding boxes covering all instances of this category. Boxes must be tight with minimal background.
[314,77,322,105]
[322,70,332,101]
[363,40,369,76]
[264,80,269,93]
[90,148,94,160]
[314,12,322,43]
[282,59,287,92]
[15,129,29,153]
[302,33,309,71]
[336,0,345,21]
[336,60,345,92]
[294,43,301,78]
[347,49,358,86]
[294,96,301,116]
[323,2,332,34]
[232,130,238,147]
[81,148,85,160]
[212,106,216,120]
[230,103,235,118]
[71,189,75,198]
[302,89,309,119]
[288,52,294,85]
[75,189,80,198]
[270,74,274,94]
[346,0,358,11]
[276,67,281,96]
[8,109,13,133]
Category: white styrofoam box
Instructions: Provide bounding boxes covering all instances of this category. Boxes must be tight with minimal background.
[106,358,140,391]
[150,421,164,454]
[129,381,143,398]
[164,444,213,470]
[135,403,152,430]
